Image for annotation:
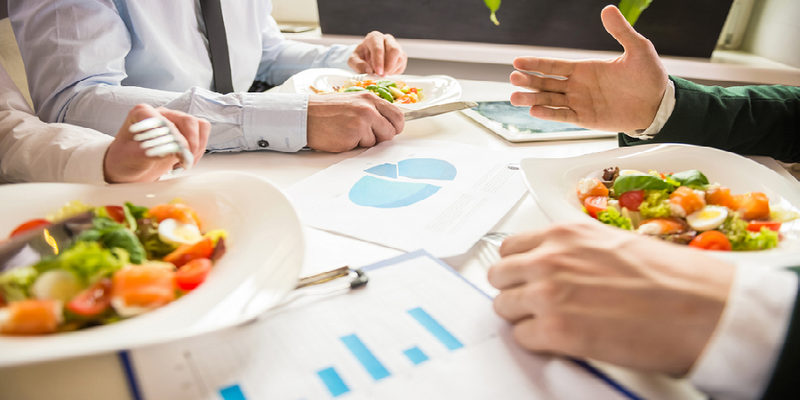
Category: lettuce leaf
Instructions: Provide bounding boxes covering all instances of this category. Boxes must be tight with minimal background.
[720,214,780,251]
[76,217,146,264]
[597,207,633,230]
[639,190,672,219]
[33,242,127,287]
[0,266,38,302]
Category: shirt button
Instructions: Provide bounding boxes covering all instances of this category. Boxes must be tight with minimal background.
[258,140,269,148]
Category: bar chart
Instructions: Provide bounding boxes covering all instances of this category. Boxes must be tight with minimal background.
[128,252,628,400]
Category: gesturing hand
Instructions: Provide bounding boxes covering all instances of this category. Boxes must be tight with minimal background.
[104,104,210,183]
[348,31,408,77]
[306,92,404,152]
[488,222,734,376]
[509,5,668,132]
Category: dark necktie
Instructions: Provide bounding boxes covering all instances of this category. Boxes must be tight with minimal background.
[199,0,234,94]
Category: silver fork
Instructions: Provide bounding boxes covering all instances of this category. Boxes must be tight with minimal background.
[350,73,368,83]
[481,231,513,248]
[130,117,194,171]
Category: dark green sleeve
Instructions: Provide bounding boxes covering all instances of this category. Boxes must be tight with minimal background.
[760,267,800,399]
[619,77,800,163]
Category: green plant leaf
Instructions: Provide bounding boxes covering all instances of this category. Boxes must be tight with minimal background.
[613,174,672,195]
[484,0,501,25]
[618,0,653,26]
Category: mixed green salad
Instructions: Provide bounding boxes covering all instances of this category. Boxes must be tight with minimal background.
[0,200,226,335]
[577,167,799,251]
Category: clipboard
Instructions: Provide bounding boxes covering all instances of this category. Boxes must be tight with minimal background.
[120,250,643,400]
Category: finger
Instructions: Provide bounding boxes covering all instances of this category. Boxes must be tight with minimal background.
[499,230,549,257]
[195,119,211,165]
[510,91,569,108]
[348,53,374,75]
[382,34,405,75]
[365,32,385,76]
[488,251,553,290]
[512,317,572,354]
[529,106,579,124]
[510,72,568,94]
[513,57,575,78]
[370,96,405,136]
[494,286,536,322]
[601,5,649,52]
[157,108,203,160]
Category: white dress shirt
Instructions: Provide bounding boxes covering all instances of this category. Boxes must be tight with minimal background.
[626,80,799,399]
[9,0,354,153]
[0,64,110,184]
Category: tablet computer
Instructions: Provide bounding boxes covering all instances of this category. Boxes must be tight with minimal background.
[461,101,617,142]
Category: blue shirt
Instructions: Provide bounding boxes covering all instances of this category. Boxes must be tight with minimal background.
[9,0,354,152]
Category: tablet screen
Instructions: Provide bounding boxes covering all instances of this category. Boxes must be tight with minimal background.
[472,101,587,134]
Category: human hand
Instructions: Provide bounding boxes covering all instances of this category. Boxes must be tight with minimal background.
[104,104,210,183]
[348,31,408,77]
[488,222,734,376]
[306,92,404,152]
[509,5,668,132]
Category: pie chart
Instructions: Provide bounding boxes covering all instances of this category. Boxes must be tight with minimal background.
[349,158,457,208]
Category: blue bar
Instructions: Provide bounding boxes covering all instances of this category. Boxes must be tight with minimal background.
[408,307,464,351]
[340,334,391,380]
[403,347,429,365]
[219,384,247,400]
[317,367,350,397]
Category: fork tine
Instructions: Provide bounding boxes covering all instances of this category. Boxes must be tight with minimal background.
[132,126,171,141]
[129,117,166,133]
[140,134,177,149]
[144,143,181,158]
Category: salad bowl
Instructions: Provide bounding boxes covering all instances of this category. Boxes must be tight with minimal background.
[0,172,304,366]
[520,143,800,268]
[277,68,462,111]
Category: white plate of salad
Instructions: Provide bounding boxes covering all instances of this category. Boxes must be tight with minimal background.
[277,68,462,111]
[0,172,304,366]
[520,143,800,267]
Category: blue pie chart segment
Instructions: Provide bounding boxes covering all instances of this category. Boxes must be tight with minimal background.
[349,176,442,208]
[364,163,398,179]
[398,158,457,181]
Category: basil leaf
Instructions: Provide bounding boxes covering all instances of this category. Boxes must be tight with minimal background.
[618,0,653,26]
[670,170,709,190]
[613,175,671,194]
[484,0,501,25]
[125,202,149,220]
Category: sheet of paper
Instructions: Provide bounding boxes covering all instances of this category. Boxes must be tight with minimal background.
[126,251,633,400]
[287,140,527,258]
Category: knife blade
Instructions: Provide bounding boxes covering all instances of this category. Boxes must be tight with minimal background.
[403,101,478,121]
[0,212,95,273]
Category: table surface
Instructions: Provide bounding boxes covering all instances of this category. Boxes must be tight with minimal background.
[3,79,797,400]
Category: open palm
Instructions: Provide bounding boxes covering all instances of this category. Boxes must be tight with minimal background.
[509,5,668,132]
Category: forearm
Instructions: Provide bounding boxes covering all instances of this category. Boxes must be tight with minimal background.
[620,77,800,162]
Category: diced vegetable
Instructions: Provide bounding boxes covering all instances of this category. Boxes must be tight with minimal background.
[163,237,214,268]
[584,196,608,219]
[9,219,51,238]
[175,259,213,291]
[66,278,113,317]
[688,231,732,251]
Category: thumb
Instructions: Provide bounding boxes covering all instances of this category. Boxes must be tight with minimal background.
[601,5,649,53]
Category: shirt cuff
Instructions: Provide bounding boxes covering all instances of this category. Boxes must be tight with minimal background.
[689,265,798,400]
[622,79,676,140]
[62,135,113,184]
[241,92,309,152]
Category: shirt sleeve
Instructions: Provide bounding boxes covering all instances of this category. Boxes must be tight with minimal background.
[254,14,355,87]
[8,0,319,154]
[0,66,110,184]
[688,265,798,400]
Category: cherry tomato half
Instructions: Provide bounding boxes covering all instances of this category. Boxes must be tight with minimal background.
[66,279,113,317]
[746,221,782,232]
[619,190,645,212]
[688,231,732,251]
[163,237,214,268]
[584,196,608,219]
[175,258,213,291]
[104,206,126,224]
[10,219,51,238]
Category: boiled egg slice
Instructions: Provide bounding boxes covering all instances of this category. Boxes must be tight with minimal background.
[31,270,82,302]
[619,169,646,176]
[158,218,202,246]
[686,206,729,231]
